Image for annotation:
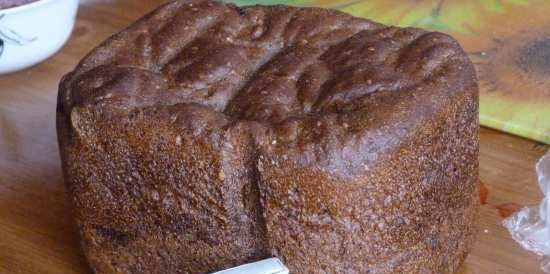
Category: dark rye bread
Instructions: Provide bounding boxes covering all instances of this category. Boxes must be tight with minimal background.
[56,1,479,273]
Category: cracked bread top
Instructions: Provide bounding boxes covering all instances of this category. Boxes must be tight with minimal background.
[58,0,477,179]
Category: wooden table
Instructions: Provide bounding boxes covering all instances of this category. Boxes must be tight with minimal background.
[0,1,548,273]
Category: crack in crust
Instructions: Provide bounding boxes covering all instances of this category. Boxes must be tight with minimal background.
[59,0,471,124]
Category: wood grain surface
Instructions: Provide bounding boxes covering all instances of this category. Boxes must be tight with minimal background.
[0,1,548,274]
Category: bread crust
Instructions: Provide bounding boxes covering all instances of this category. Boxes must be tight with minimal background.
[57,1,479,273]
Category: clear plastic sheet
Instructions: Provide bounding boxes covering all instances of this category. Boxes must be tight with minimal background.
[503,150,550,273]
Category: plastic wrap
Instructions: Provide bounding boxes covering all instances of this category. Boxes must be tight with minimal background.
[503,151,550,273]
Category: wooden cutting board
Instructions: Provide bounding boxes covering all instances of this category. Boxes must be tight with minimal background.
[0,1,548,273]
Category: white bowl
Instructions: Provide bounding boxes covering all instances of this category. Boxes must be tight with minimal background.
[0,0,78,74]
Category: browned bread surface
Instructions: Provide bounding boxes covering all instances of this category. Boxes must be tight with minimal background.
[57,1,479,273]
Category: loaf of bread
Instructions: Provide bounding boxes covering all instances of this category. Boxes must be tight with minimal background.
[57,1,479,273]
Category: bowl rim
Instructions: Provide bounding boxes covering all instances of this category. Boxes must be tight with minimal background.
[0,0,59,15]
